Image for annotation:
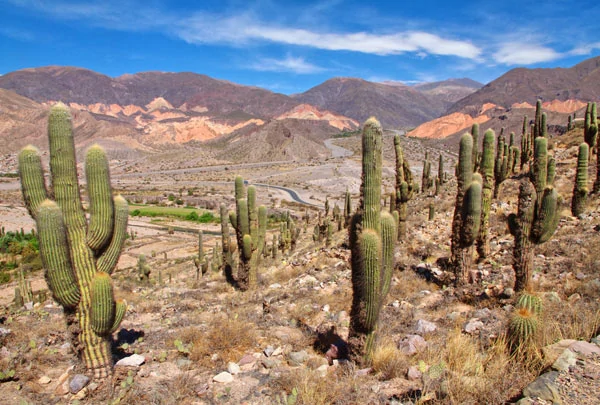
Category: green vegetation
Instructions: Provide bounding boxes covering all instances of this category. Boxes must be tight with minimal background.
[129,204,218,223]
[333,129,360,138]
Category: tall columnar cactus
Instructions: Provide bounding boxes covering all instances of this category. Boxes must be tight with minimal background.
[438,153,445,185]
[451,133,483,285]
[18,103,128,379]
[220,204,236,284]
[193,230,208,278]
[347,117,397,365]
[476,129,496,260]
[584,102,597,160]
[509,137,559,292]
[571,143,589,217]
[344,189,352,227]
[231,177,267,290]
[471,123,480,172]
[393,134,416,239]
[534,100,543,139]
[520,115,532,170]
[493,134,512,198]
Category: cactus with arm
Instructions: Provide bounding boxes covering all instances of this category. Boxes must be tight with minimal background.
[18,103,128,379]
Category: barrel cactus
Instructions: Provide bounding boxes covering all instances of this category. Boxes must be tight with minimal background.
[347,117,396,365]
[18,103,128,379]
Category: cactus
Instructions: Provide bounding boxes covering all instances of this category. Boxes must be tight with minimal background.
[326,219,333,247]
[137,254,151,281]
[231,178,266,290]
[509,307,539,349]
[193,230,208,279]
[572,143,589,217]
[438,153,445,185]
[393,134,416,239]
[220,204,236,284]
[428,203,435,221]
[324,197,330,217]
[516,292,542,316]
[509,137,559,292]
[584,102,597,159]
[344,189,352,227]
[471,123,480,172]
[520,115,532,170]
[18,103,128,379]
[451,133,483,285]
[476,130,496,259]
[18,266,33,304]
[347,117,397,365]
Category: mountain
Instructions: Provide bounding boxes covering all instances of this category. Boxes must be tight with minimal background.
[0,66,299,119]
[447,56,600,115]
[413,78,482,105]
[292,77,450,128]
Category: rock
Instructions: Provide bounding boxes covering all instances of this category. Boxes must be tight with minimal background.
[542,340,577,365]
[415,319,437,334]
[398,335,427,355]
[261,357,280,369]
[322,304,330,312]
[567,293,581,303]
[38,376,52,384]
[463,319,484,334]
[473,308,491,319]
[69,374,90,394]
[516,398,536,405]
[213,372,234,383]
[522,371,561,404]
[73,388,88,400]
[24,302,34,310]
[551,349,577,371]
[264,346,275,357]
[407,366,422,381]
[272,346,283,357]
[176,359,192,368]
[0,328,11,338]
[269,283,282,289]
[355,368,371,377]
[288,350,309,366]
[569,340,600,356]
[316,364,328,377]
[591,335,600,346]
[392,300,400,308]
[115,354,145,367]
[500,287,514,298]
[227,362,241,375]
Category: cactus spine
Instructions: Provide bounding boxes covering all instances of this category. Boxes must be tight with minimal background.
[231,177,266,290]
[393,134,416,239]
[476,130,496,259]
[509,137,559,292]
[18,103,128,379]
[348,117,396,365]
[451,133,483,285]
[571,143,588,217]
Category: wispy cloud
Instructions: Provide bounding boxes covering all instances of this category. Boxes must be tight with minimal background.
[569,42,600,56]
[250,55,324,74]
[492,43,562,65]
[0,26,35,41]
[176,14,482,59]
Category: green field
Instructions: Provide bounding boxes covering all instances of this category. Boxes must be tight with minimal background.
[129,204,218,223]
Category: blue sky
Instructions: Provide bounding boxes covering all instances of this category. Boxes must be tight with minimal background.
[1,0,599,94]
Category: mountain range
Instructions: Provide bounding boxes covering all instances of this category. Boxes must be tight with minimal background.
[0,56,599,160]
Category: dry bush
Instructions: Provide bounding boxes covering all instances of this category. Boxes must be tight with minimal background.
[423,328,532,404]
[189,314,257,368]
[271,367,370,405]
[540,298,600,344]
[371,341,409,380]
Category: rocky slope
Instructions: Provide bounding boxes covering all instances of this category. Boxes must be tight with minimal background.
[447,56,600,115]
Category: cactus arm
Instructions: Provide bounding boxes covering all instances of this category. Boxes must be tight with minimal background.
[572,143,589,217]
[96,196,128,274]
[36,200,80,308]
[476,130,495,259]
[532,187,559,244]
[380,212,396,299]
[90,272,116,335]
[85,145,115,252]
[110,299,126,333]
[18,145,48,219]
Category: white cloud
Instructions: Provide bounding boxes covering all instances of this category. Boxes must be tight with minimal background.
[250,56,324,74]
[176,14,482,59]
[568,42,600,56]
[493,43,562,65]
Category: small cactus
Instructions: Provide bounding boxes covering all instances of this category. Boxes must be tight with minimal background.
[393,134,416,239]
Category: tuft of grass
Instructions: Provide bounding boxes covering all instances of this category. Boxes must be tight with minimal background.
[371,341,408,380]
[189,314,257,368]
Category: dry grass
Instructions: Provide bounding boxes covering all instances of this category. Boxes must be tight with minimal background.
[540,298,600,344]
[189,314,257,368]
[422,328,533,404]
[371,340,409,380]
[271,367,370,405]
